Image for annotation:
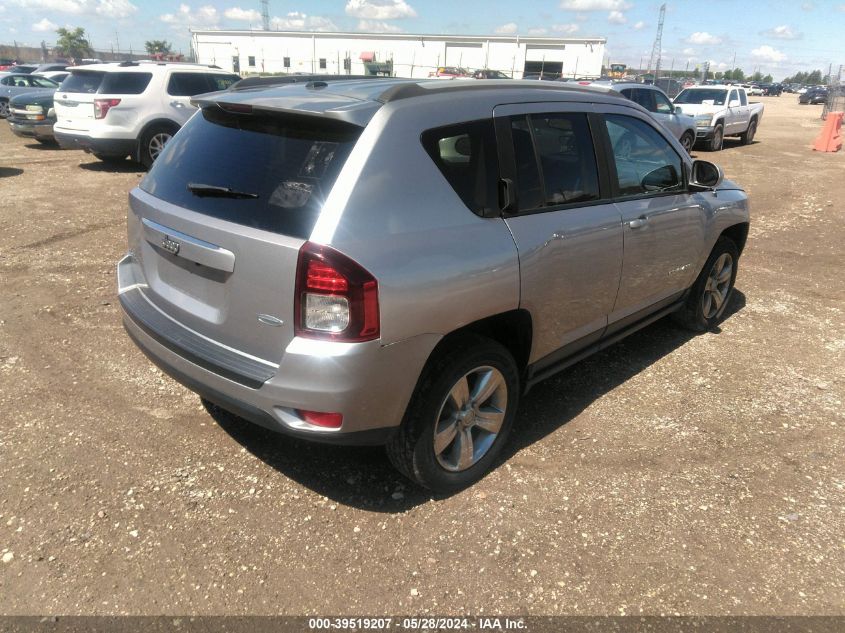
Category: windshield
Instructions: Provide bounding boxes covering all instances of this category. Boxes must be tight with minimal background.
[674,89,728,105]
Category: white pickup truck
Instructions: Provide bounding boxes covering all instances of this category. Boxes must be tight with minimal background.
[672,85,764,151]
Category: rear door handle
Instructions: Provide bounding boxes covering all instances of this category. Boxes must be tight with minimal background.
[628,217,648,229]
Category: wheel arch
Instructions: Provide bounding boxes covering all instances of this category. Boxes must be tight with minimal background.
[135,117,181,162]
[430,310,533,382]
[719,222,749,256]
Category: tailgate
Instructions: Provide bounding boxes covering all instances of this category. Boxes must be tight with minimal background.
[53,70,103,132]
[121,104,362,366]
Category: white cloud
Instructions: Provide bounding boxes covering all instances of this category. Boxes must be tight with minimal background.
[762,24,801,39]
[271,12,337,31]
[357,19,402,32]
[683,47,695,55]
[345,0,416,20]
[224,7,261,22]
[632,20,645,30]
[687,32,722,45]
[160,4,219,28]
[10,0,136,18]
[553,23,580,34]
[607,10,626,23]
[495,22,518,34]
[32,17,58,31]
[560,0,631,10]
[751,45,786,62]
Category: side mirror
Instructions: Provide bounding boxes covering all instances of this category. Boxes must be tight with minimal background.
[689,159,724,191]
[673,105,683,114]
[729,99,740,107]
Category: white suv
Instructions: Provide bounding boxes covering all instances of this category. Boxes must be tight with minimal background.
[53,61,239,168]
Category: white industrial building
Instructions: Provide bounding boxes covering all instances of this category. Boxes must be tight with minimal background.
[189,30,606,80]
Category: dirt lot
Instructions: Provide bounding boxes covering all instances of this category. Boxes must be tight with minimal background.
[0,97,843,617]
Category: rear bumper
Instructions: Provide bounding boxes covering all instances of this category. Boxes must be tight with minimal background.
[54,130,135,157]
[117,254,439,445]
[9,119,55,140]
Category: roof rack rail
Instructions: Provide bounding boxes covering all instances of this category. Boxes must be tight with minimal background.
[376,80,614,104]
[118,61,139,67]
[230,74,392,91]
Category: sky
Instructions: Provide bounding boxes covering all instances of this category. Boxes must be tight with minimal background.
[1,0,844,79]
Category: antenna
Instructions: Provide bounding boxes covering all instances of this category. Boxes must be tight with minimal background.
[260,0,270,31]
[647,3,666,80]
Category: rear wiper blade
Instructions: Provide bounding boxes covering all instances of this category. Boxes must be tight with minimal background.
[187,183,258,199]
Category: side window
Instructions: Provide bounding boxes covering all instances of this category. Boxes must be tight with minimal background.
[167,72,214,97]
[728,90,737,106]
[0,77,11,86]
[421,119,498,216]
[206,74,239,91]
[248,56,256,66]
[605,114,684,197]
[739,90,748,106]
[319,58,327,70]
[510,112,600,210]
[100,72,152,94]
[633,89,657,112]
[654,91,674,114]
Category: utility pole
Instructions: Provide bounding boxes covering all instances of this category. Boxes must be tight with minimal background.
[261,0,270,31]
[647,3,666,80]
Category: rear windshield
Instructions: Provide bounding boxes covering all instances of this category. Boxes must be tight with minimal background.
[140,107,361,239]
[100,72,152,94]
[60,71,104,93]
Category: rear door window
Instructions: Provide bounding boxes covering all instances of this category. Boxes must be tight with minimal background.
[421,119,498,216]
[100,72,152,94]
[140,107,361,239]
[167,72,214,97]
[207,74,240,91]
[59,71,104,93]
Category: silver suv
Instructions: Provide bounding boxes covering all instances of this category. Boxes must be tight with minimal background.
[118,78,750,492]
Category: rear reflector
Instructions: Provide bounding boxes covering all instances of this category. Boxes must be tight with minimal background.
[299,410,343,428]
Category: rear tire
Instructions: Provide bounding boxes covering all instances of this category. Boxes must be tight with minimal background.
[386,335,520,493]
[139,124,178,169]
[740,118,757,145]
[673,237,739,332]
[708,124,724,152]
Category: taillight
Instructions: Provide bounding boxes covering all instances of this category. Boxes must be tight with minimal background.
[294,242,379,342]
[94,98,121,119]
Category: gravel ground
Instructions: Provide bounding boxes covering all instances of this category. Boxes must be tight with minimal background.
[0,96,843,617]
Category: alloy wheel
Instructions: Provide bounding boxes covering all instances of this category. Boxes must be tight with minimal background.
[148,132,172,162]
[702,252,733,319]
[433,366,508,472]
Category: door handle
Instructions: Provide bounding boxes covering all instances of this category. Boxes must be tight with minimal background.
[628,217,648,229]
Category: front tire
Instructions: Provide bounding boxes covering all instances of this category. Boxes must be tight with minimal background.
[679,131,695,154]
[708,124,724,152]
[386,335,520,493]
[673,237,739,332]
[0,99,9,119]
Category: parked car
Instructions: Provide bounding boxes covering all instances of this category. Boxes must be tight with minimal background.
[673,85,764,150]
[746,84,764,96]
[0,73,60,118]
[428,66,470,79]
[473,69,511,79]
[8,64,38,74]
[613,83,697,152]
[36,71,69,84]
[0,59,16,71]
[7,91,56,143]
[799,88,828,104]
[32,63,68,74]
[52,61,239,167]
[760,83,782,96]
[117,77,750,491]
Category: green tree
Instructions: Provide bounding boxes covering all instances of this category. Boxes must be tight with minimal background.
[715,71,724,80]
[144,40,172,55]
[806,69,823,84]
[763,74,773,83]
[751,71,764,82]
[54,27,92,60]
